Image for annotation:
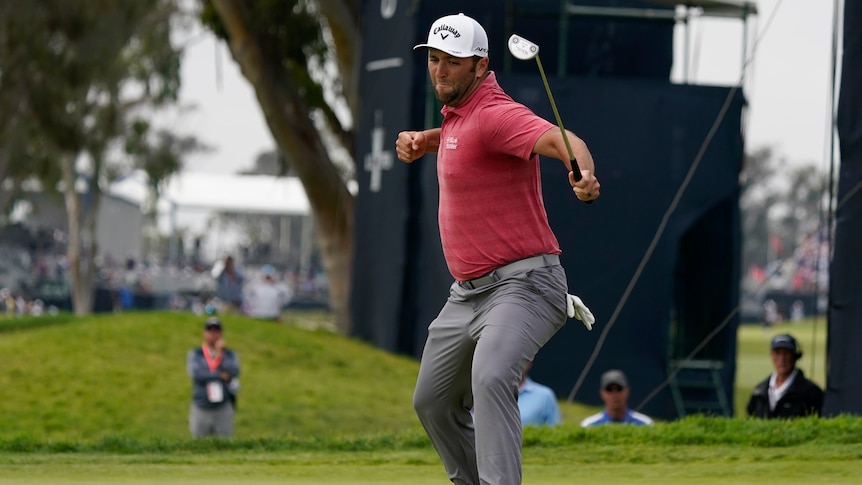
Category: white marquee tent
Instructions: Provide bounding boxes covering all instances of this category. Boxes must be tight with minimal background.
[109,170,314,263]
[109,169,311,216]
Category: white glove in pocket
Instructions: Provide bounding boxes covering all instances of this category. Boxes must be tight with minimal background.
[566,293,595,331]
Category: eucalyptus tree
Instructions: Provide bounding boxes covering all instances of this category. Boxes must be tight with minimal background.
[203,0,359,332]
[0,0,187,313]
[0,3,62,217]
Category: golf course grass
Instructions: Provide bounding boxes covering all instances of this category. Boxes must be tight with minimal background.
[1,311,855,484]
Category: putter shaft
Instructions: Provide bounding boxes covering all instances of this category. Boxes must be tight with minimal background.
[534,55,582,182]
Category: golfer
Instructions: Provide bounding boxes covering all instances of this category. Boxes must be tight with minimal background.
[396,12,600,485]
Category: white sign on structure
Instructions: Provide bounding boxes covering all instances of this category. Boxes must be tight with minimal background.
[381,0,396,19]
[364,110,393,193]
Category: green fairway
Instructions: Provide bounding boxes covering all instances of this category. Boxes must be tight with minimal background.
[2,443,861,484]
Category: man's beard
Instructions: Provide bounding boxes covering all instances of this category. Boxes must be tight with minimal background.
[434,84,462,105]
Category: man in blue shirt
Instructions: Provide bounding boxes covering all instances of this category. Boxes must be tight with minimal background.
[580,369,653,427]
[518,361,561,427]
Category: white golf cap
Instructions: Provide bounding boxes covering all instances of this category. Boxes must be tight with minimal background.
[414,13,489,58]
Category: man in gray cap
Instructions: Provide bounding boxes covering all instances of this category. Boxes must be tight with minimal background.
[747,333,823,418]
[580,369,653,427]
[187,317,241,437]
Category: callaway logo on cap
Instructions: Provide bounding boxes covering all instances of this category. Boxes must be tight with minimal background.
[414,13,489,58]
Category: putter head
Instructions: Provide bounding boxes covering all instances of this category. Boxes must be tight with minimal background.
[508,34,539,61]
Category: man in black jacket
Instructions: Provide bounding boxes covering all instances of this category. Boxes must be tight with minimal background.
[747,333,823,418]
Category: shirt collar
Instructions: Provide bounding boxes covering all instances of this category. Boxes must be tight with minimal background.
[441,71,499,118]
[603,409,631,422]
[769,368,799,390]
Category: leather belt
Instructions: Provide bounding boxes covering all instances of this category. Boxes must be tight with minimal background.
[458,254,560,290]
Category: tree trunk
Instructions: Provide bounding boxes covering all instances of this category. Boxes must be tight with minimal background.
[81,178,101,313]
[59,153,90,314]
[211,0,354,333]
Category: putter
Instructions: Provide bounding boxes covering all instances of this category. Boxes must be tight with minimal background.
[507,34,583,183]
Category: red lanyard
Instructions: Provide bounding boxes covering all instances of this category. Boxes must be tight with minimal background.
[202,344,223,372]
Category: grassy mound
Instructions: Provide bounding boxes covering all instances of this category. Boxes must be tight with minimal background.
[1,311,422,441]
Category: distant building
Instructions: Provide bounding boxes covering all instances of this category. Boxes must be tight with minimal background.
[15,190,144,263]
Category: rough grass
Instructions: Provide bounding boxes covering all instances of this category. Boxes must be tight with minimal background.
[2,414,861,453]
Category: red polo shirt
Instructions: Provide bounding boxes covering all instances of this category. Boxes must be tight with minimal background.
[438,71,561,280]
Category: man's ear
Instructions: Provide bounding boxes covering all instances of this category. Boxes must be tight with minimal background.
[476,57,489,77]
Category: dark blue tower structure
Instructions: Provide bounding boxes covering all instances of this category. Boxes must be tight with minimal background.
[352,0,753,420]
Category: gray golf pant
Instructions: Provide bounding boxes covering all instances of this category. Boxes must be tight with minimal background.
[413,263,568,485]
[189,402,234,438]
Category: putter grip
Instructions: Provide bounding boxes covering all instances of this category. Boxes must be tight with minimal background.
[571,159,594,205]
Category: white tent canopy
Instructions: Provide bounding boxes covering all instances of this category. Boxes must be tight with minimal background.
[109,170,311,216]
[109,170,314,263]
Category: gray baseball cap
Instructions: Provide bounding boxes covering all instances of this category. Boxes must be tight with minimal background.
[600,369,628,389]
[203,317,223,331]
